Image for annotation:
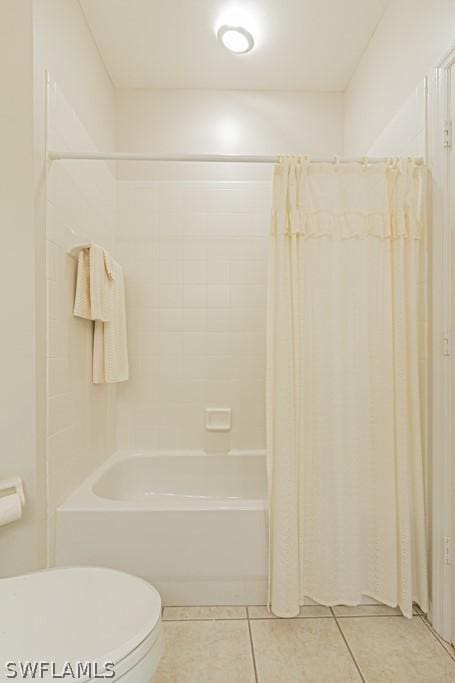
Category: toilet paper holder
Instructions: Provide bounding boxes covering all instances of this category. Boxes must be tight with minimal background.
[0,477,25,506]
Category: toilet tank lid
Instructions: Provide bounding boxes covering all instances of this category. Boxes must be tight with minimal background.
[0,566,161,678]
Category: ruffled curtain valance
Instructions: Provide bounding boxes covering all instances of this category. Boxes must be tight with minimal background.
[271,156,425,239]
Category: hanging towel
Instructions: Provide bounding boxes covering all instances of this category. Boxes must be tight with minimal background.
[73,248,91,319]
[92,253,129,384]
[74,245,113,321]
[73,244,129,384]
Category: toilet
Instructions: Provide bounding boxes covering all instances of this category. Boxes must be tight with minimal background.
[0,566,163,682]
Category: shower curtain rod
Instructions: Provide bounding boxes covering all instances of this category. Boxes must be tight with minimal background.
[48,151,424,164]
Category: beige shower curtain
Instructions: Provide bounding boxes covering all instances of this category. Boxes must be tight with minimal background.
[267,156,428,619]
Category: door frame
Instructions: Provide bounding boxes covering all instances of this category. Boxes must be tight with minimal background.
[428,43,455,643]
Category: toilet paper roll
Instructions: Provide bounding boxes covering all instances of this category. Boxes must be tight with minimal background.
[0,493,22,527]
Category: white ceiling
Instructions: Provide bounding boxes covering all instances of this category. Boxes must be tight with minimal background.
[80,0,388,91]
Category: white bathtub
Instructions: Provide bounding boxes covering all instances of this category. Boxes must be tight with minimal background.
[56,450,268,605]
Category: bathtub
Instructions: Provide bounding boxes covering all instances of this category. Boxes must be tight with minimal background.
[55,450,268,605]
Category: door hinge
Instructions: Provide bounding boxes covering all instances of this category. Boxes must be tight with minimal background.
[443,332,451,356]
[443,120,452,148]
[444,537,452,565]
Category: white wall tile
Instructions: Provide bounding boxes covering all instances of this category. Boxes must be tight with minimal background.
[183,308,207,333]
[116,180,269,450]
[184,284,207,308]
[184,260,207,284]
[207,308,230,333]
[159,283,184,308]
[207,260,229,284]
[46,83,116,514]
[207,285,230,309]
[159,260,183,284]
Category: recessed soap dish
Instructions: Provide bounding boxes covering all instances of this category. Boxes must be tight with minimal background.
[205,408,231,432]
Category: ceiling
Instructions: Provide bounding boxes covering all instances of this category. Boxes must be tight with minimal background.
[80,0,389,91]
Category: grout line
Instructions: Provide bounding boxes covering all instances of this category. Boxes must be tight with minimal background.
[418,615,455,663]
[335,613,407,619]
[247,613,259,683]
[162,617,248,622]
[248,615,334,620]
[162,606,248,616]
[162,614,335,623]
[163,605,249,609]
[331,608,366,683]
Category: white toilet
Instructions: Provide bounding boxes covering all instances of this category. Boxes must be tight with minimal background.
[0,566,163,682]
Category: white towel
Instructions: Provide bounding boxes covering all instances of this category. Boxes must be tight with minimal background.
[73,245,113,321]
[73,244,129,384]
[93,253,129,384]
[73,248,91,319]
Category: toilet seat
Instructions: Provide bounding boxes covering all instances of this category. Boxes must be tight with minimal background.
[0,566,162,682]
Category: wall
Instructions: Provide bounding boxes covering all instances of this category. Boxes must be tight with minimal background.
[46,82,117,549]
[33,0,117,561]
[116,90,344,180]
[366,80,427,157]
[115,90,343,451]
[34,0,115,155]
[116,180,270,451]
[0,0,44,577]
[344,0,455,155]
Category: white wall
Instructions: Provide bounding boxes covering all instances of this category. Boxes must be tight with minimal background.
[33,0,116,564]
[115,90,343,451]
[0,1,44,577]
[45,82,117,557]
[116,90,344,180]
[344,0,455,155]
[34,0,115,156]
[117,180,270,451]
[366,80,427,157]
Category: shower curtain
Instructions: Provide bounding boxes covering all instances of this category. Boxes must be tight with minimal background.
[266,156,428,619]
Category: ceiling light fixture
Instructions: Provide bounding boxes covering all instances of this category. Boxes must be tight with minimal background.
[217,25,254,54]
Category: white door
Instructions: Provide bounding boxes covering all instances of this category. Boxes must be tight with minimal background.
[428,47,455,645]
[450,63,455,649]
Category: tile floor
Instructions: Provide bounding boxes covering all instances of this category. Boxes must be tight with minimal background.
[154,604,455,682]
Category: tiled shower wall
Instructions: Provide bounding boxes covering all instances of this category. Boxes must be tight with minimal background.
[46,81,116,541]
[116,180,271,451]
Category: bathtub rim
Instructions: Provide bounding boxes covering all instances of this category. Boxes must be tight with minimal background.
[58,449,267,512]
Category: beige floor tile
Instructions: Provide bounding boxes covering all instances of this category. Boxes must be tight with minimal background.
[154,620,255,682]
[438,638,455,661]
[437,638,455,662]
[419,617,455,662]
[250,617,361,682]
[339,616,455,682]
[333,605,402,617]
[248,604,331,619]
[163,605,247,620]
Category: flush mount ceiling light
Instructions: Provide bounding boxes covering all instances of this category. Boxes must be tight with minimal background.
[217,25,254,54]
